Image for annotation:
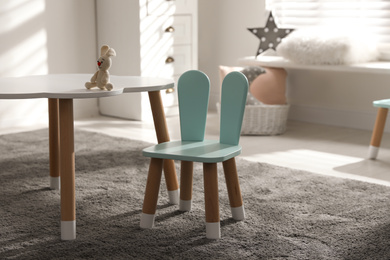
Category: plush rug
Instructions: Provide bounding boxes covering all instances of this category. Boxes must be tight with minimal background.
[1,129,390,259]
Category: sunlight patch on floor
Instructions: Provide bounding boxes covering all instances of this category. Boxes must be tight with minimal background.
[243,149,390,187]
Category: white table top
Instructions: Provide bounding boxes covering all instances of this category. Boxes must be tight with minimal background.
[0,74,174,99]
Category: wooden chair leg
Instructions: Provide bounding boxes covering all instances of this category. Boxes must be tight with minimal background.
[222,158,245,221]
[369,107,388,159]
[179,161,193,211]
[140,158,164,228]
[163,159,179,205]
[148,91,179,204]
[203,163,220,239]
[48,98,60,190]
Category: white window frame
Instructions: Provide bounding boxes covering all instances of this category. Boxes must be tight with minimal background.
[267,0,390,51]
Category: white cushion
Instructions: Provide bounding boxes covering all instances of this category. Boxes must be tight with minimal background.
[276,27,379,65]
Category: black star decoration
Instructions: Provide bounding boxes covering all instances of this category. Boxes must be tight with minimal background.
[248,11,294,57]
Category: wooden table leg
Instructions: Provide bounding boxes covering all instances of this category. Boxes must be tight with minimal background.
[148,91,179,205]
[48,98,60,190]
[369,107,388,159]
[58,99,76,240]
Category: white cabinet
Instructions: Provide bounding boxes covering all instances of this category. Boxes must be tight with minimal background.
[96,0,198,121]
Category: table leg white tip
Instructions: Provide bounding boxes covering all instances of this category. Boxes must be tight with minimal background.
[231,205,245,221]
[50,176,60,190]
[140,213,155,228]
[368,145,379,159]
[206,222,221,239]
[168,189,179,205]
[179,199,192,211]
[61,220,76,240]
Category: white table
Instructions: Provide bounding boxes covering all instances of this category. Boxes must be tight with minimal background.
[0,74,179,240]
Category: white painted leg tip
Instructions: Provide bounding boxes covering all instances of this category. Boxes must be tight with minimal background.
[206,222,221,239]
[50,177,60,190]
[61,221,76,240]
[231,205,245,221]
[368,145,379,159]
[179,199,192,211]
[168,190,179,205]
[140,213,155,229]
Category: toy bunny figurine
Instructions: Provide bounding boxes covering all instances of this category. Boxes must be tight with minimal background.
[85,45,116,91]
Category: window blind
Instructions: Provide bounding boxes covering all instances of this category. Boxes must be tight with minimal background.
[267,0,390,49]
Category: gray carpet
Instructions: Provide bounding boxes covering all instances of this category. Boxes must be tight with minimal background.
[1,129,390,259]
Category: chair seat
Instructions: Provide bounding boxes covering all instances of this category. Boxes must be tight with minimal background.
[143,140,242,163]
[373,99,390,108]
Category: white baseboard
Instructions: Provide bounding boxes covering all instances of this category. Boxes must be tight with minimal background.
[288,104,390,133]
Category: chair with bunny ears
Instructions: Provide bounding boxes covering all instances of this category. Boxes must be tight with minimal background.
[140,70,248,239]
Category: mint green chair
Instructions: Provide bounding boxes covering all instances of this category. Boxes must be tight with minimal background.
[140,70,248,239]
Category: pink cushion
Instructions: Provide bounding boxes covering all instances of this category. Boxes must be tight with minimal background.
[249,68,287,105]
[219,66,264,105]
[219,65,287,105]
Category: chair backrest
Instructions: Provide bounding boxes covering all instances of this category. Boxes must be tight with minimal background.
[178,70,210,141]
[219,71,248,145]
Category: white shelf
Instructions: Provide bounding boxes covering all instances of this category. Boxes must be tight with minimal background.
[239,56,390,75]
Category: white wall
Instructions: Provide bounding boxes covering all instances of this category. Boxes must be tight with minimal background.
[0,0,97,129]
[198,0,390,132]
[198,0,265,111]
[287,70,390,131]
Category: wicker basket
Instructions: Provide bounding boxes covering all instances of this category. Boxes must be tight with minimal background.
[216,103,289,135]
[240,104,289,135]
